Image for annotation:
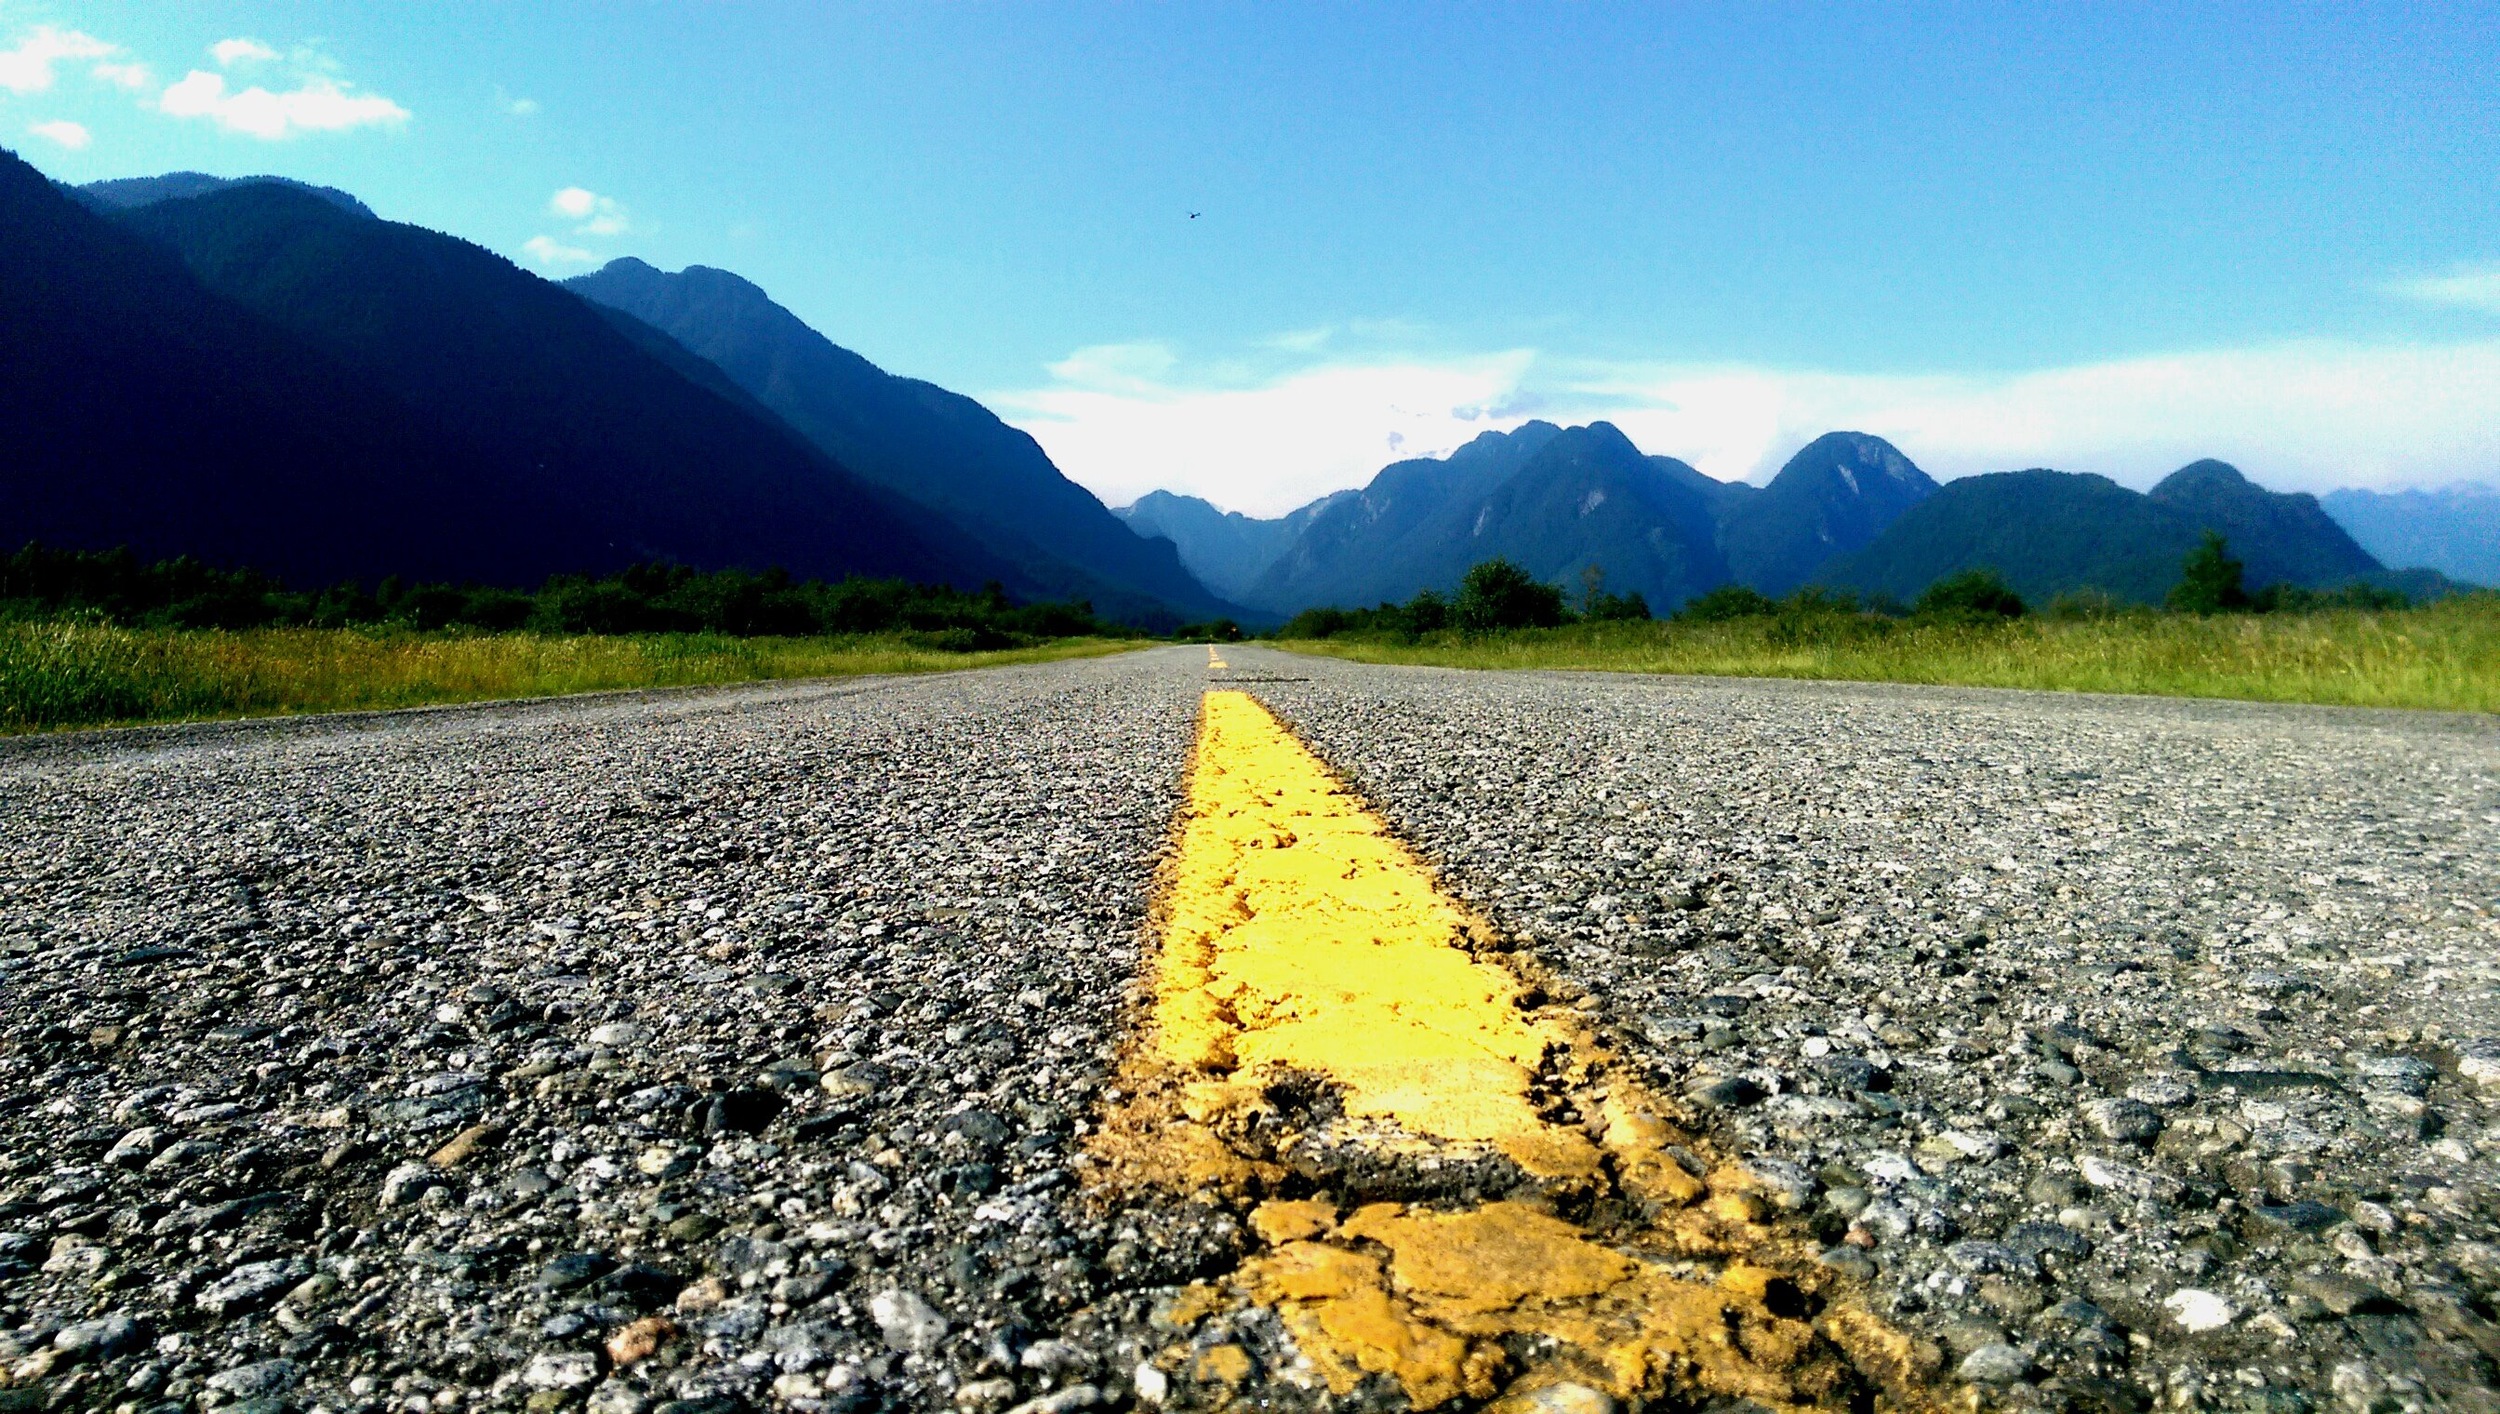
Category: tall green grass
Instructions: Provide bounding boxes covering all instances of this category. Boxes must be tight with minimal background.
[1276,596,2500,713]
[0,622,1138,734]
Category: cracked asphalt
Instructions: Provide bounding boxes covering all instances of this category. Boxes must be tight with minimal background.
[1,646,2494,1414]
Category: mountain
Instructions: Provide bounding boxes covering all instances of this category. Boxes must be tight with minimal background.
[74,171,375,220]
[1715,432,1938,595]
[1113,489,1352,602]
[1232,422,1734,613]
[1243,422,1566,611]
[0,148,510,585]
[1,148,982,589]
[1432,423,1729,609]
[564,258,1230,626]
[1817,470,2209,605]
[1231,423,1926,613]
[2322,484,2500,588]
[2148,460,2381,588]
[1818,462,2390,605]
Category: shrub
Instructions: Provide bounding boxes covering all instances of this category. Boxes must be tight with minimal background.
[2250,581,2408,613]
[1280,606,1358,640]
[1399,589,1451,635]
[1585,589,1651,622]
[1455,559,1567,632]
[1914,569,2026,622]
[2045,588,2126,621]
[1679,585,1778,622]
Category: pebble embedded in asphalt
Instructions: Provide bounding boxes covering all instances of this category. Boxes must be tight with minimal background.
[0,646,2493,1413]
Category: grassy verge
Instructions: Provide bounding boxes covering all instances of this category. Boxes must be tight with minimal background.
[0,623,1141,735]
[1275,596,2500,713]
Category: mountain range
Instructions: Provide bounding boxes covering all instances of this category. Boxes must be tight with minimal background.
[1132,429,2477,616]
[2321,484,2500,589]
[2,149,1233,624]
[5,147,2487,625]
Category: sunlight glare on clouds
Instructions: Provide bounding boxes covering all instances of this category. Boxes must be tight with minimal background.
[28,119,90,149]
[993,338,2500,515]
[159,69,410,139]
[0,25,117,94]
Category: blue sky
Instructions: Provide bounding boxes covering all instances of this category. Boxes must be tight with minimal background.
[9,3,2499,513]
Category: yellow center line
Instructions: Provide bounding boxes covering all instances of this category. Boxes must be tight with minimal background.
[1092,691,1949,1413]
[1207,644,1229,671]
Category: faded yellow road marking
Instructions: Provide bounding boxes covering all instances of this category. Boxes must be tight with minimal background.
[1207,645,1229,671]
[1093,691,1948,1413]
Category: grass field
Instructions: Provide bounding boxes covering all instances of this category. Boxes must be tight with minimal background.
[0,622,1140,735]
[1276,595,2500,713]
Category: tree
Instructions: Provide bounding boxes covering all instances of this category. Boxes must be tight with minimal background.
[2168,531,2249,613]
[1456,559,1567,632]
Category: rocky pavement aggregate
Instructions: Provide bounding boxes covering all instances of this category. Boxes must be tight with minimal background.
[0,646,2494,1414]
[1249,648,2500,1414]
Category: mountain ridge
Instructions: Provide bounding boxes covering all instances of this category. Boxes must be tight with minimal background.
[564,257,1232,627]
[2,148,993,591]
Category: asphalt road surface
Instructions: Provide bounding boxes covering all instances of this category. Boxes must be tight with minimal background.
[1,646,2494,1414]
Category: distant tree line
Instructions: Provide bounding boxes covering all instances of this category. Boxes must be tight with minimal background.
[1279,538,2415,641]
[0,545,1132,647]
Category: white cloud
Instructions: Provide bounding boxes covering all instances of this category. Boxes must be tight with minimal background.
[159,68,408,139]
[549,186,628,236]
[497,88,539,117]
[2384,264,2500,316]
[91,60,150,90]
[522,234,597,267]
[28,118,88,149]
[0,25,116,94]
[210,37,279,67]
[990,337,2500,516]
[992,344,1539,515]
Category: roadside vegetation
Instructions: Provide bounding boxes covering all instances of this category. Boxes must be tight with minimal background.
[0,546,1144,734]
[1273,547,2500,714]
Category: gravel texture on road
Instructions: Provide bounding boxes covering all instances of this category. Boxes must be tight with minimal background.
[1243,648,2500,1414]
[1,646,2495,1414]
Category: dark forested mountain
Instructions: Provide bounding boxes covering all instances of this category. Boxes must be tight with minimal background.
[118,184,995,587]
[1113,489,1353,602]
[2322,483,2500,588]
[1,148,985,589]
[1715,432,1938,595]
[1816,471,2211,604]
[1818,463,2391,604]
[2148,460,2380,589]
[1243,422,1566,611]
[74,170,375,219]
[564,258,1230,625]
[0,148,507,585]
[1431,423,1730,610]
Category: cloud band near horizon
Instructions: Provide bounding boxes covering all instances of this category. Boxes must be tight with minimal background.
[988,337,2500,518]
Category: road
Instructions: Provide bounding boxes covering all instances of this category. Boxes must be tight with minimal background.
[0,646,2494,1414]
